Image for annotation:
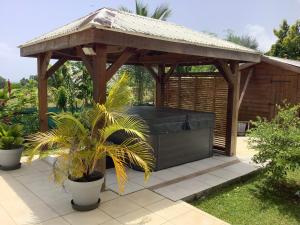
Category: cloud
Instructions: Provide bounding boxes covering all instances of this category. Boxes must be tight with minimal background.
[244,24,276,52]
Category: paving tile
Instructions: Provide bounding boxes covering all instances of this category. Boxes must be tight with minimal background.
[145,199,191,220]
[105,171,117,186]
[152,169,181,181]
[126,168,144,180]
[212,155,238,163]
[100,219,123,225]
[0,205,17,225]
[175,178,211,193]
[161,222,176,225]
[101,191,119,203]
[209,168,241,180]
[100,197,141,218]
[154,184,189,201]
[116,208,166,225]
[14,172,50,185]
[185,160,215,171]
[223,162,256,174]
[195,173,227,186]
[37,188,72,203]
[125,189,164,207]
[168,164,198,176]
[108,181,144,195]
[169,209,229,225]
[46,197,74,216]
[63,209,112,225]
[3,201,58,225]
[154,177,211,201]
[130,175,164,188]
[37,217,70,225]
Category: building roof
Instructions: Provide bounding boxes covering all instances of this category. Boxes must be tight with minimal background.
[240,55,300,74]
[20,7,258,55]
[263,55,300,68]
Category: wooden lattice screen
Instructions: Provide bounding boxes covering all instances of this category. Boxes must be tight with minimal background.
[164,73,229,152]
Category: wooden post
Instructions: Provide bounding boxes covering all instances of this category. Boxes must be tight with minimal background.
[92,45,107,190]
[225,62,240,156]
[93,45,107,104]
[37,52,52,132]
[216,60,240,156]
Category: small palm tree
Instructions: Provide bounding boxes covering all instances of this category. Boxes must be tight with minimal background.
[26,74,154,192]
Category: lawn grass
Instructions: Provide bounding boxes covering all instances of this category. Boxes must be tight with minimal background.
[192,171,300,225]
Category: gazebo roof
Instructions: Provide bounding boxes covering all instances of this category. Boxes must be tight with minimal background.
[20,8,260,63]
[20,8,257,54]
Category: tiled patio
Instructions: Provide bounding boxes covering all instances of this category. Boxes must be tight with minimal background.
[0,137,258,225]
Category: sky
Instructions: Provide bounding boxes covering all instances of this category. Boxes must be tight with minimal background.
[1,0,299,82]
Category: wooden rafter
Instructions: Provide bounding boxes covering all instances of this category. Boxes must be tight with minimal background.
[76,46,94,76]
[106,48,135,81]
[215,60,234,86]
[165,64,178,82]
[238,68,254,109]
[46,58,67,79]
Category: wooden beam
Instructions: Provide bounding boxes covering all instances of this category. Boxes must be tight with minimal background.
[106,48,135,81]
[172,72,222,77]
[37,52,52,132]
[46,58,67,79]
[238,68,254,110]
[93,29,261,62]
[21,28,261,63]
[76,46,94,76]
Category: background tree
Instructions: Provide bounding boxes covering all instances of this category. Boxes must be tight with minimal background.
[268,20,300,60]
[119,0,172,105]
[225,30,259,50]
[49,61,93,111]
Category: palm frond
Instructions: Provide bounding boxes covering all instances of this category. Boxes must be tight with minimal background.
[105,73,132,111]
[135,0,148,16]
[151,4,172,20]
[108,138,154,177]
[26,130,69,161]
[101,115,148,142]
[119,6,132,13]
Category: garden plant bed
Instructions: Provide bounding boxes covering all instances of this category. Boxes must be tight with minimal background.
[192,170,300,225]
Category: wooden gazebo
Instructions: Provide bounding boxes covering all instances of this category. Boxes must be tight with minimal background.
[20,8,260,157]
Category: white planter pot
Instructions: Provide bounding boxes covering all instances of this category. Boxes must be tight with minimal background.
[0,147,23,170]
[66,175,104,211]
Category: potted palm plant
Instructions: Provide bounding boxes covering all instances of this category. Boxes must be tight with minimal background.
[0,123,24,170]
[26,74,154,211]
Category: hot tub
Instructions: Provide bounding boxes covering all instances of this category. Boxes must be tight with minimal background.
[127,106,215,171]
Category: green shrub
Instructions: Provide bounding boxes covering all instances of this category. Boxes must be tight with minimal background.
[12,113,39,136]
[247,104,300,184]
[0,123,24,149]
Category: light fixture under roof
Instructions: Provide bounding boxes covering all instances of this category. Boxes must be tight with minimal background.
[82,47,96,56]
